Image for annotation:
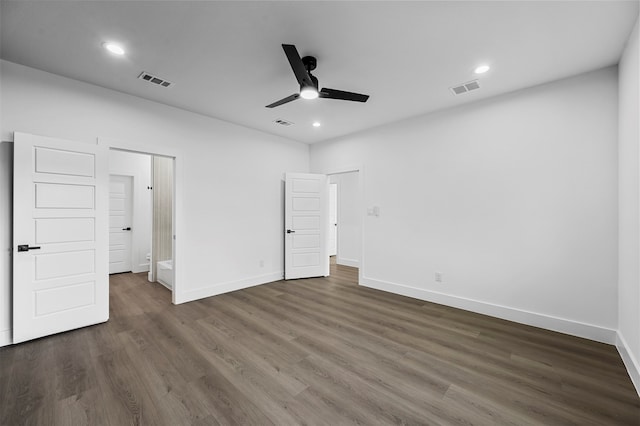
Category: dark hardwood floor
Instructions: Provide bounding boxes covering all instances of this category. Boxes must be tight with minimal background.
[1,261,639,425]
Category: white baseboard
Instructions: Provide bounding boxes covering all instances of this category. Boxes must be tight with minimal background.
[156,278,172,290]
[175,271,284,304]
[132,262,149,274]
[337,257,359,268]
[616,332,640,397]
[0,329,12,347]
[360,276,617,345]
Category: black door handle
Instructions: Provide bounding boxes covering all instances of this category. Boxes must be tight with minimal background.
[18,245,41,252]
[286,229,295,234]
[122,227,131,231]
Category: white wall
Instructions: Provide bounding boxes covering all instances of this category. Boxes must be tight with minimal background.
[329,172,361,267]
[311,67,619,343]
[0,142,12,346]
[109,150,152,273]
[0,60,309,324]
[617,14,640,394]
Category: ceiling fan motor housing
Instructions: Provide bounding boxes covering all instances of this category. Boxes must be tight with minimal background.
[301,56,319,90]
[302,56,317,71]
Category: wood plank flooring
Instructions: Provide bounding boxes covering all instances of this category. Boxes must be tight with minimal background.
[1,261,639,425]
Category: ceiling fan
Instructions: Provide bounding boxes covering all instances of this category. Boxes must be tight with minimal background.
[266,44,370,108]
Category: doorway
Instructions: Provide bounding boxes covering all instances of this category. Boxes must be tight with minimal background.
[108,149,175,294]
[328,171,361,269]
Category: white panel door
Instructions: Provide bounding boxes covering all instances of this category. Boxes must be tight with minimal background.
[109,175,132,274]
[285,173,329,279]
[13,132,108,344]
[329,183,338,256]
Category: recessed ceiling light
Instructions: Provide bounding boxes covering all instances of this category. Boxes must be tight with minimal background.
[474,64,490,74]
[312,122,321,127]
[103,42,125,56]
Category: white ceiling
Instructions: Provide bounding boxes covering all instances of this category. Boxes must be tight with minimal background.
[1,1,638,144]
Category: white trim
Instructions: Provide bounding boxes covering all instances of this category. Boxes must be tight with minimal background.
[322,165,361,174]
[134,262,150,273]
[156,278,172,291]
[616,332,640,397]
[337,257,359,268]
[360,276,617,344]
[175,271,284,304]
[100,138,180,159]
[0,329,12,347]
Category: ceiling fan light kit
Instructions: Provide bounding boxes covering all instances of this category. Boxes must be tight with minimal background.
[266,44,370,108]
[300,86,319,100]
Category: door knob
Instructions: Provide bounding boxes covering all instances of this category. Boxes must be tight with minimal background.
[17,245,41,252]
[122,227,131,231]
[286,229,295,234]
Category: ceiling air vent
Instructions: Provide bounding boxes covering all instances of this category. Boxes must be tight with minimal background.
[138,71,174,88]
[273,119,294,127]
[450,79,480,95]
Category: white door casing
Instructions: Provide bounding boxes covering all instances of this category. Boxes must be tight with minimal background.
[13,132,108,344]
[109,175,133,274]
[285,173,329,279]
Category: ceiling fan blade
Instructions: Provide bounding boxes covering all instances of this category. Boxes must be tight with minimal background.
[282,44,314,88]
[265,93,300,108]
[320,88,369,103]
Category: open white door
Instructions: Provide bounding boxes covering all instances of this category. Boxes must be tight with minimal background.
[285,173,329,279]
[13,132,108,344]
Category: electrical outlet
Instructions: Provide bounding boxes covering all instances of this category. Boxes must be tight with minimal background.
[259,260,264,268]
[435,272,443,283]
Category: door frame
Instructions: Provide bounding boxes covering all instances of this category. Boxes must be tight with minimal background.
[323,165,364,285]
[100,138,181,304]
[328,182,338,257]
